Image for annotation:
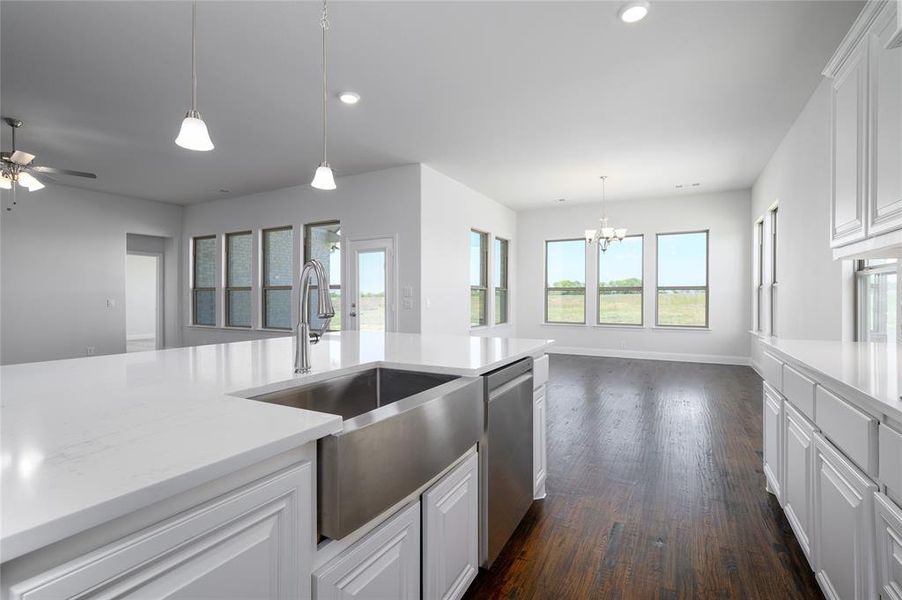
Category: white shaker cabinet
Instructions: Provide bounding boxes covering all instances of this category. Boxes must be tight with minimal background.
[422,453,479,600]
[868,0,902,236]
[830,34,869,248]
[812,432,877,600]
[763,383,784,502]
[782,402,816,566]
[6,461,312,600]
[314,501,421,600]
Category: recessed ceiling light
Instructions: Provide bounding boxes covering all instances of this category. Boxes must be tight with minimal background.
[338,92,360,105]
[618,0,649,23]
[554,198,567,203]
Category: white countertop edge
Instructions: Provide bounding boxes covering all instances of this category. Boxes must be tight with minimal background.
[759,339,902,423]
[1,416,342,562]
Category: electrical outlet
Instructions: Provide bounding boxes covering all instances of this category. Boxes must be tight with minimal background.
[106,298,117,308]
[85,346,96,356]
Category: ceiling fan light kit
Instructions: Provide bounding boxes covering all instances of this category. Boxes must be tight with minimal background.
[175,0,214,152]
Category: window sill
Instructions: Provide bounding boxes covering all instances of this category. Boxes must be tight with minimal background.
[540,322,587,327]
[651,326,711,331]
[593,324,646,330]
[184,325,291,334]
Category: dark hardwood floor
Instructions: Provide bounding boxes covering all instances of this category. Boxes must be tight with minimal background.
[464,355,823,600]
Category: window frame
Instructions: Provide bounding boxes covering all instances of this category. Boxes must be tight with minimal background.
[191,234,216,327]
[597,234,644,326]
[303,220,342,332]
[654,229,709,329]
[470,229,489,328]
[494,236,509,325]
[224,230,253,328]
[755,218,764,333]
[854,259,899,342]
[261,225,294,330]
[769,206,778,336]
[544,238,587,325]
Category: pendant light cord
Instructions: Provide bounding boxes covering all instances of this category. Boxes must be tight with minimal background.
[601,175,607,220]
[321,0,330,164]
[191,0,198,112]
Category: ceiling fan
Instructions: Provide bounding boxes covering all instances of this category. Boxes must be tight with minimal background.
[1,116,97,195]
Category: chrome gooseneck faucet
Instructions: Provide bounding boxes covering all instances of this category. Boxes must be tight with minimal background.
[295,259,335,373]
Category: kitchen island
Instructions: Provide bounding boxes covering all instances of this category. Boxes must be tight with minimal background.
[1,331,551,599]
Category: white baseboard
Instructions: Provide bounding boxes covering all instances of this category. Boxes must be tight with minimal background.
[547,345,752,367]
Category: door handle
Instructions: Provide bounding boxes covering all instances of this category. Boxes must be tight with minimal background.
[350,311,357,317]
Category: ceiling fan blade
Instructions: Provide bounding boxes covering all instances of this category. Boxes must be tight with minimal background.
[30,165,97,179]
[8,150,35,166]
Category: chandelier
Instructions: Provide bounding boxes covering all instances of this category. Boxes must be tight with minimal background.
[585,175,627,252]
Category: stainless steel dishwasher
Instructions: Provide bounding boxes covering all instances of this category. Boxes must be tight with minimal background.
[480,357,534,568]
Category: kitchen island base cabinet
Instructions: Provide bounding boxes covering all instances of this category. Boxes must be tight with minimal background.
[812,432,877,600]
[423,453,479,600]
[533,385,547,500]
[763,383,784,503]
[313,501,421,600]
[874,492,902,600]
[5,460,312,600]
[782,402,816,567]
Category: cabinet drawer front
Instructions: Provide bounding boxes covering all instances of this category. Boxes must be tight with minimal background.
[816,386,877,475]
[874,493,902,600]
[762,352,783,392]
[314,501,420,600]
[533,354,549,390]
[782,364,816,422]
[9,462,311,600]
[881,424,902,501]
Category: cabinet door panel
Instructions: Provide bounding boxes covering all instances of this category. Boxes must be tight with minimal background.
[875,493,902,600]
[870,2,902,235]
[533,386,547,499]
[832,38,868,247]
[783,404,815,566]
[314,501,420,600]
[813,433,876,600]
[423,453,479,600]
[9,462,312,600]
[763,386,783,502]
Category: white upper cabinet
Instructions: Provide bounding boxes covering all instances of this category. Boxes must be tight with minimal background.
[869,2,902,236]
[826,0,902,257]
[830,35,869,248]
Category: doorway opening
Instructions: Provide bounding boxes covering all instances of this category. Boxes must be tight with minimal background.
[126,233,166,352]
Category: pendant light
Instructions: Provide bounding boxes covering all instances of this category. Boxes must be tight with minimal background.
[585,176,627,252]
[311,0,336,190]
[175,0,214,151]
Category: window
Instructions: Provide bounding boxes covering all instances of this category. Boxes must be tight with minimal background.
[755,219,764,333]
[225,231,252,327]
[598,235,643,325]
[545,239,585,323]
[494,237,509,325]
[470,230,488,327]
[770,206,778,335]
[262,226,293,329]
[192,235,216,326]
[304,221,342,331]
[656,231,708,328]
[856,259,898,342]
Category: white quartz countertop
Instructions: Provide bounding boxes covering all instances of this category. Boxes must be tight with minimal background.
[758,337,901,421]
[1,331,552,561]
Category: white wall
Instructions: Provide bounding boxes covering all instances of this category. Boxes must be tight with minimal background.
[181,164,422,346]
[749,79,850,370]
[516,190,751,364]
[0,184,182,364]
[420,165,517,336]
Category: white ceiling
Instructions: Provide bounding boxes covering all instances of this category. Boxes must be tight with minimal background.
[1,1,862,209]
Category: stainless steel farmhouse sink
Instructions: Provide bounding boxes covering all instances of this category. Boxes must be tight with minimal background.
[251,368,483,539]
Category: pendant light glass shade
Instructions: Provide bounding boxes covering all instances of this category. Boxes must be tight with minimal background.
[175,111,214,151]
[0,173,12,190]
[176,1,213,152]
[311,163,336,190]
